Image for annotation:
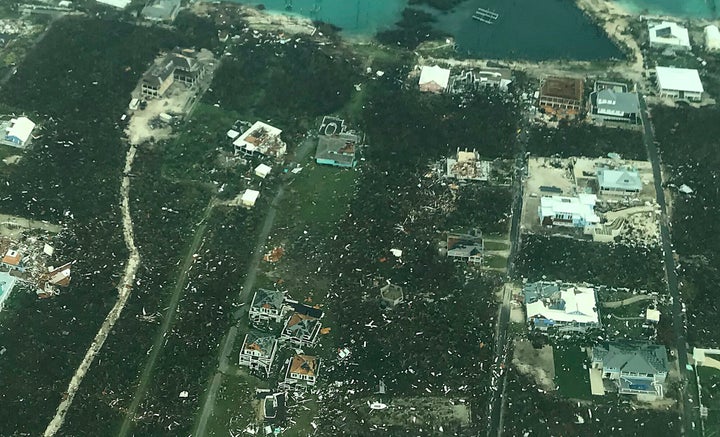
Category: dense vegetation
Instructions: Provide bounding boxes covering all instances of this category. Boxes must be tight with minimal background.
[408,0,465,11]
[503,368,681,436]
[527,121,646,160]
[0,17,192,435]
[516,235,665,291]
[206,39,360,138]
[652,106,720,346]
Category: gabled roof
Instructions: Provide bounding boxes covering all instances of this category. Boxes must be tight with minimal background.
[597,167,642,191]
[141,0,180,21]
[656,66,704,94]
[5,117,35,144]
[419,65,450,89]
[594,342,669,375]
[289,354,319,377]
[525,283,598,325]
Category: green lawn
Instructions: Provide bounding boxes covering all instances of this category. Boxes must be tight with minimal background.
[699,366,720,437]
[205,371,268,437]
[483,240,509,251]
[554,345,592,400]
[279,162,356,230]
[484,254,508,269]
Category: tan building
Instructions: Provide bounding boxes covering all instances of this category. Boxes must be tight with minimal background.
[538,77,584,117]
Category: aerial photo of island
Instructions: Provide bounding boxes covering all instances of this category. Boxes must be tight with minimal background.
[0,0,720,435]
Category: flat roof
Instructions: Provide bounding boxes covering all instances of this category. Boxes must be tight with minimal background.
[0,271,18,309]
[96,0,131,8]
[540,77,584,101]
[5,117,35,144]
[242,189,260,203]
[656,66,704,93]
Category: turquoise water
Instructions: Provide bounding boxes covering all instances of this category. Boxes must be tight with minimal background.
[227,0,623,60]
[616,0,717,18]
[233,0,407,35]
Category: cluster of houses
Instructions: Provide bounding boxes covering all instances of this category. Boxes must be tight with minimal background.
[417,65,512,94]
[523,281,669,400]
[240,288,325,394]
[538,162,643,229]
[0,237,73,312]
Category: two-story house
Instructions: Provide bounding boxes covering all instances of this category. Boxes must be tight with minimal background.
[238,333,279,378]
[592,342,669,400]
[281,354,320,390]
[248,289,290,326]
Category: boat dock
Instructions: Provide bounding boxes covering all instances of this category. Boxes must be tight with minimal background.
[472,7,499,24]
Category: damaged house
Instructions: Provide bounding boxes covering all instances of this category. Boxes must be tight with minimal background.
[233,121,287,158]
[248,288,292,326]
[445,229,484,265]
[238,332,279,378]
[141,48,206,99]
[281,354,320,390]
[280,308,323,348]
[445,148,490,181]
[524,281,600,333]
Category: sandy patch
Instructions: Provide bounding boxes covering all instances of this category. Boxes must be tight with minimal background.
[512,340,556,391]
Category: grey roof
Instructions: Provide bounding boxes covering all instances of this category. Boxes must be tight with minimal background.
[316,133,357,165]
[523,281,561,304]
[594,342,668,374]
[251,288,284,311]
[595,89,640,114]
[141,0,180,21]
[597,167,642,192]
[242,332,277,357]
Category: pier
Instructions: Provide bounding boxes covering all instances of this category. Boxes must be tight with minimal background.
[472,7,499,24]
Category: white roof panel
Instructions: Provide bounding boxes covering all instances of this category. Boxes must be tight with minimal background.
[6,117,35,144]
[96,0,131,8]
[656,66,704,93]
[419,65,450,89]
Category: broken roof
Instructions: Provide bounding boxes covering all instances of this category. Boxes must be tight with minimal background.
[1,249,21,266]
[234,121,286,157]
[525,284,599,325]
[251,288,285,311]
[316,133,358,166]
[241,332,277,357]
[289,354,319,377]
[594,342,669,375]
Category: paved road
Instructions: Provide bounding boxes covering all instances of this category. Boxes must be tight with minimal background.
[487,114,529,437]
[118,198,216,437]
[639,95,696,435]
[192,137,317,436]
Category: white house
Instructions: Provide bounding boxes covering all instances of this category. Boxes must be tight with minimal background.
[238,333,278,378]
[705,25,720,51]
[254,163,272,179]
[648,21,691,51]
[3,116,35,148]
[418,65,451,93]
[248,288,290,325]
[280,312,322,347]
[233,121,286,158]
[539,194,600,228]
[592,342,669,400]
[241,189,260,208]
[282,354,320,389]
[655,66,704,101]
[524,281,600,333]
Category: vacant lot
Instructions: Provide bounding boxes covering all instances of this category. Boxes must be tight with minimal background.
[527,122,647,160]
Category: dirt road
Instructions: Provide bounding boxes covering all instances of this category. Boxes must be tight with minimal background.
[43,144,141,436]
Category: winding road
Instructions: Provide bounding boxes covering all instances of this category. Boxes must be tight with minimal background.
[43,144,142,436]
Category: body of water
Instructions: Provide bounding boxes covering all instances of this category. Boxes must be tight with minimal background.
[617,0,717,18]
[227,0,627,60]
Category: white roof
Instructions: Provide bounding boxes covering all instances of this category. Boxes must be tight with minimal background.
[242,189,260,203]
[6,117,35,144]
[705,25,720,50]
[649,21,691,49]
[226,129,240,139]
[656,66,704,94]
[646,308,661,323]
[96,0,131,8]
[233,121,282,150]
[540,194,600,224]
[526,286,598,324]
[255,163,272,175]
[419,65,450,89]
